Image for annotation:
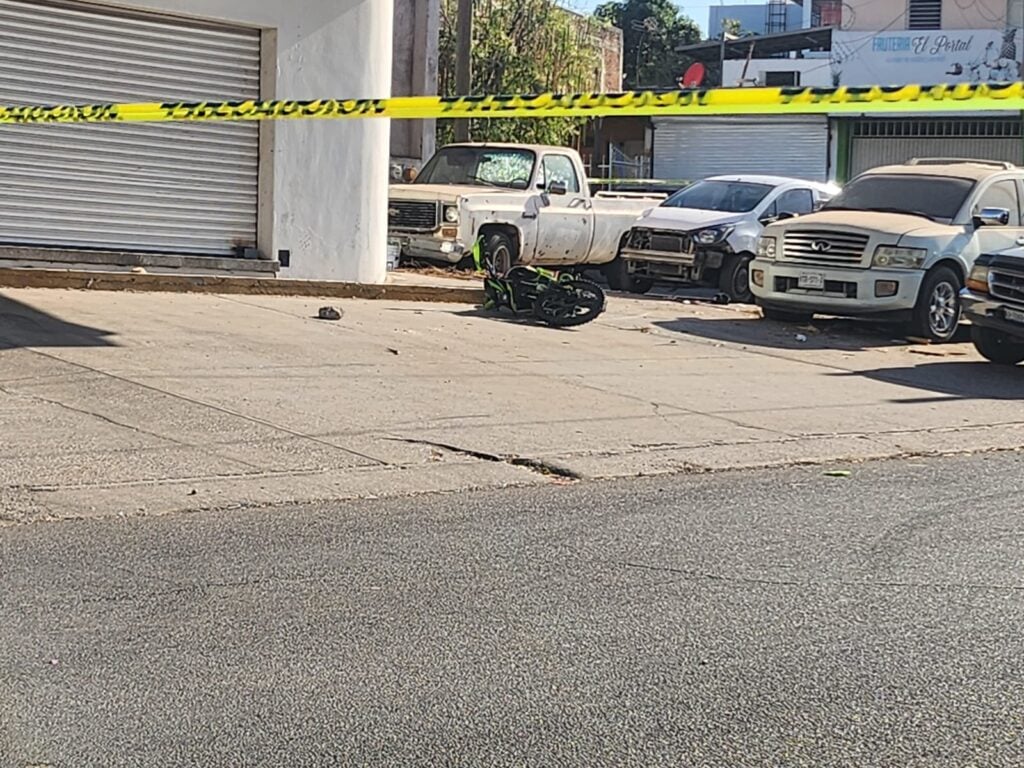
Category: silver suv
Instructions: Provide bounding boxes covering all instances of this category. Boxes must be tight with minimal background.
[750,159,1024,341]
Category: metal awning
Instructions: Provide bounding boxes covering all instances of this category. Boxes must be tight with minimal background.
[676,26,833,62]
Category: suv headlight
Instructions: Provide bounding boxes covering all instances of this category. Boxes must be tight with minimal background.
[694,225,734,246]
[872,246,927,269]
[757,236,777,260]
[443,205,460,224]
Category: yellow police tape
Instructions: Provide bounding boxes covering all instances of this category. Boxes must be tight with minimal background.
[3,82,1024,124]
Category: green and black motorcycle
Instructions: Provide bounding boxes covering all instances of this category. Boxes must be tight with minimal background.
[471,238,606,328]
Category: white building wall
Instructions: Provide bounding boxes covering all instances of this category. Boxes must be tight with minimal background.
[723,59,833,88]
[107,0,393,283]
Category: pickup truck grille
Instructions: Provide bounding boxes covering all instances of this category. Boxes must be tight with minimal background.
[389,200,439,231]
[990,267,1024,305]
[783,230,869,266]
[628,228,692,253]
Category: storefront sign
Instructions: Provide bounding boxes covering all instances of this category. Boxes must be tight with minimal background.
[831,29,1023,87]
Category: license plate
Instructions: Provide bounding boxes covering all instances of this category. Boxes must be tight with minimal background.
[797,272,826,290]
[1005,307,1024,325]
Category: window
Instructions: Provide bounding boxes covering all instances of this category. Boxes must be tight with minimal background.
[907,0,941,30]
[825,174,975,223]
[416,147,536,189]
[764,71,800,87]
[976,180,1022,226]
[540,155,580,194]
[1010,0,1024,28]
[775,188,815,216]
[662,180,774,213]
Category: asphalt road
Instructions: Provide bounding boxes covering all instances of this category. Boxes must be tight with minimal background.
[2,453,1024,767]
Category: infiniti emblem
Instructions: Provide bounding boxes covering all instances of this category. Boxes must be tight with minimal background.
[811,240,833,253]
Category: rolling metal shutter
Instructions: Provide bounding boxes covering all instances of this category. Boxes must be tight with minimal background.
[849,118,1024,178]
[652,116,829,183]
[0,0,261,256]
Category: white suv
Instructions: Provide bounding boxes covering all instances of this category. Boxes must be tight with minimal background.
[750,159,1024,341]
[615,175,837,302]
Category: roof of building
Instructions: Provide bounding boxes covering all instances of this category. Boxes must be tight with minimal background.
[676,26,832,62]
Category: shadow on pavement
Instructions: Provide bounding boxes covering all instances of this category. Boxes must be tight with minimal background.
[830,361,1022,401]
[0,294,117,350]
[652,313,911,352]
[453,307,579,331]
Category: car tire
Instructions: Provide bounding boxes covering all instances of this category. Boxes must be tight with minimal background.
[605,257,653,294]
[971,325,1024,365]
[718,253,754,304]
[484,231,517,275]
[761,306,813,324]
[910,266,962,343]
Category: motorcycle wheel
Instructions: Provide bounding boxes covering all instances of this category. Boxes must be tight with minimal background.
[532,279,606,328]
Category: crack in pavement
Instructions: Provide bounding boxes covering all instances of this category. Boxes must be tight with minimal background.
[386,437,583,480]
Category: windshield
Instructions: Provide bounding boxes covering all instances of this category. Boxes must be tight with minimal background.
[661,180,774,213]
[824,174,975,222]
[415,147,536,189]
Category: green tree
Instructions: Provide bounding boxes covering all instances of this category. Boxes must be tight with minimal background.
[437,0,604,146]
[594,0,701,89]
[721,18,743,38]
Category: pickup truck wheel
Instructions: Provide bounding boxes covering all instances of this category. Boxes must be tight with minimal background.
[911,266,962,343]
[971,326,1024,365]
[761,306,813,324]
[605,258,652,294]
[719,254,753,303]
[484,232,517,275]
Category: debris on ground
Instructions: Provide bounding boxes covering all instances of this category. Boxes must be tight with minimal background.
[909,347,968,357]
[824,470,852,478]
[906,336,933,345]
[317,306,343,321]
[795,334,808,343]
[387,347,401,355]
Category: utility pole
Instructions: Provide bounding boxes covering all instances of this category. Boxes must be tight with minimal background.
[454,0,473,142]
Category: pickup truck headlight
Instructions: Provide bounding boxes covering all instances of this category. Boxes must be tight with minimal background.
[757,236,777,260]
[966,264,990,294]
[443,205,460,224]
[694,225,734,246]
[872,246,927,269]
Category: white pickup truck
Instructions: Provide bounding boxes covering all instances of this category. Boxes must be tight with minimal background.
[387,143,664,273]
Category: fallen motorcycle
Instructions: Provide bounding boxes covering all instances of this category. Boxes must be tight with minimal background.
[471,239,606,328]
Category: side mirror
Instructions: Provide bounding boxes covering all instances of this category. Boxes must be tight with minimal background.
[548,180,568,196]
[975,207,1010,227]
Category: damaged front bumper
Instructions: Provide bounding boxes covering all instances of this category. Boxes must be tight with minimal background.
[389,232,467,265]
[620,246,730,283]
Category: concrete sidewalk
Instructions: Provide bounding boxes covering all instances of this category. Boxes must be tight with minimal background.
[1,288,1020,523]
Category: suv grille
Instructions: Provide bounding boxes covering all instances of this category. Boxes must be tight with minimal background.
[389,200,439,231]
[783,230,869,265]
[990,267,1024,305]
[628,228,692,253]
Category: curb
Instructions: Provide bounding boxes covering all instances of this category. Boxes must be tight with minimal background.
[0,268,486,304]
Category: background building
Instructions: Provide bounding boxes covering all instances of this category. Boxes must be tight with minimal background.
[391,0,439,171]
[649,0,1024,185]
[0,0,392,283]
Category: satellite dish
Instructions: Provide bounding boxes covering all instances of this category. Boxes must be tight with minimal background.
[680,62,705,88]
